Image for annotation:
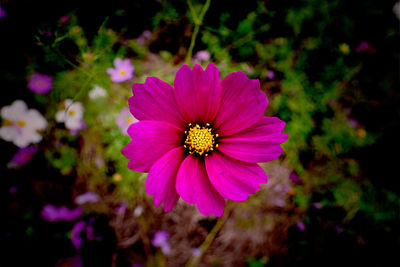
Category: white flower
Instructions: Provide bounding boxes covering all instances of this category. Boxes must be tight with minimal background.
[89,85,108,99]
[55,99,84,130]
[133,205,143,217]
[0,100,47,147]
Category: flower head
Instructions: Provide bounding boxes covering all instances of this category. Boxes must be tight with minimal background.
[27,73,53,94]
[117,107,138,135]
[107,58,135,83]
[122,63,288,216]
[56,99,84,131]
[0,6,7,19]
[0,100,47,147]
[193,50,211,63]
[89,85,108,99]
[151,230,171,255]
[74,191,100,205]
[41,204,82,222]
[7,145,38,168]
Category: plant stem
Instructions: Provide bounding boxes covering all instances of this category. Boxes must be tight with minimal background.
[185,201,234,267]
[185,0,211,65]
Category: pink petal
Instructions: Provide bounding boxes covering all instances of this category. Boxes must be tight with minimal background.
[130,77,186,129]
[114,58,124,68]
[146,147,185,212]
[217,116,288,163]
[174,63,221,124]
[121,121,183,172]
[176,155,225,217]
[106,68,116,75]
[213,71,268,136]
[205,152,267,201]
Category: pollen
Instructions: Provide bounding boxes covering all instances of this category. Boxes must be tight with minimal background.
[17,120,26,127]
[120,70,126,76]
[68,110,75,116]
[184,124,218,156]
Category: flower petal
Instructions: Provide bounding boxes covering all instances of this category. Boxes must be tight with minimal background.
[174,63,221,124]
[205,152,267,201]
[130,77,186,129]
[176,155,225,217]
[122,120,183,172]
[217,117,288,163]
[146,147,185,212]
[213,71,268,136]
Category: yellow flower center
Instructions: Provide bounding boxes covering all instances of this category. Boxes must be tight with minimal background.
[17,120,26,127]
[3,119,13,126]
[126,116,134,124]
[120,70,126,76]
[68,110,75,116]
[184,123,218,157]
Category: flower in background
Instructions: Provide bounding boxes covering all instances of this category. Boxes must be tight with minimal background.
[59,15,70,25]
[266,70,275,79]
[122,63,288,216]
[137,30,152,45]
[0,5,7,19]
[41,204,82,222]
[394,2,400,20]
[297,220,306,231]
[133,205,143,217]
[107,58,135,83]
[117,107,138,135]
[74,192,100,205]
[56,99,84,131]
[0,100,47,148]
[355,41,375,53]
[151,230,171,255]
[71,219,102,250]
[289,171,302,184]
[193,50,211,63]
[7,145,38,168]
[89,85,108,99]
[27,73,53,94]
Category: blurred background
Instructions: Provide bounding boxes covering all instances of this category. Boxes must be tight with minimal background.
[1,0,399,266]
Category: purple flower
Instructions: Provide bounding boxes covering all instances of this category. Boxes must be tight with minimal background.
[0,6,7,19]
[71,220,87,249]
[107,58,135,83]
[117,107,138,135]
[266,70,275,79]
[41,204,82,222]
[75,192,100,205]
[297,220,306,231]
[59,15,70,25]
[9,186,18,195]
[152,230,171,255]
[27,73,53,94]
[289,171,302,184]
[55,255,83,267]
[355,41,375,53]
[7,145,38,168]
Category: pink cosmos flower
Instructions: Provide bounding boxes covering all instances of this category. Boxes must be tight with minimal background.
[122,63,288,217]
[27,73,53,94]
[107,58,135,83]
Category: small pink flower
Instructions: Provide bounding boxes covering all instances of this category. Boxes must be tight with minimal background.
[74,192,100,205]
[41,204,82,222]
[266,70,275,79]
[27,73,53,94]
[193,50,211,63]
[107,58,135,83]
[117,107,138,135]
[152,230,171,255]
[7,145,38,168]
[122,63,288,216]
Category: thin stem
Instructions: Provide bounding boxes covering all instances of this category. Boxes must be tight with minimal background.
[185,201,234,267]
[185,0,211,65]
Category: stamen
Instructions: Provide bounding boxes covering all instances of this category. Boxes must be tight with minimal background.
[183,123,219,157]
[17,120,26,127]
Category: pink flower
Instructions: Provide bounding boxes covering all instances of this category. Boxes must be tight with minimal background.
[117,107,138,135]
[74,191,100,205]
[355,41,375,53]
[122,63,288,216]
[27,73,53,94]
[107,58,135,83]
[266,70,275,79]
[193,50,211,63]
